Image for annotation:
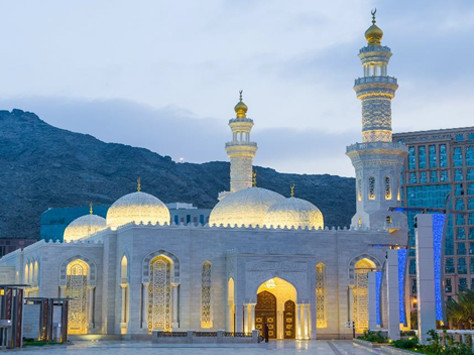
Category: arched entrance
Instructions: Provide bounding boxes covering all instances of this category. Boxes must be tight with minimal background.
[255,277,297,340]
[66,259,89,335]
[353,258,376,333]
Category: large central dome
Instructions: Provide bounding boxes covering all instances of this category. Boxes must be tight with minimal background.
[209,187,285,227]
[263,197,324,230]
[106,191,170,229]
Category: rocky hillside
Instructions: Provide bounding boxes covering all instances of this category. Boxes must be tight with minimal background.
[0,109,355,239]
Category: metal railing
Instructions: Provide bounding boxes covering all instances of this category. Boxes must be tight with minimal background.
[354,76,397,86]
[346,141,408,153]
[223,332,252,337]
[225,141,257,148]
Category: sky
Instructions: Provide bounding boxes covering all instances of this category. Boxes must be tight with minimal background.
[0,0,473,177]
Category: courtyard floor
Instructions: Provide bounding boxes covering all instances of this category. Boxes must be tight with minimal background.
[17,340,382,354]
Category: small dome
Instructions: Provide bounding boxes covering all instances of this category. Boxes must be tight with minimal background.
[63,214,107,242]
[365,10,383,45]
[234,90,248,118]
[263,197,324,230]
[106,191,170,229]
[209,187,285,227]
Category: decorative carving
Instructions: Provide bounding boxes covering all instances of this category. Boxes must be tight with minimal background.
[66,260,89,334]
[201,262,212,328]
[316,263,327,328]
[148,256,172,332]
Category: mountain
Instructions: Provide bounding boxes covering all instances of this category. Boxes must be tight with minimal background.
[0,109,355,239]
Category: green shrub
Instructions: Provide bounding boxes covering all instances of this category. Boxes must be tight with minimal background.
[392,337,418,349]
[357,330,388,343]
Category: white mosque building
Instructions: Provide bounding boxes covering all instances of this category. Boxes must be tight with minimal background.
[0,15,408,340]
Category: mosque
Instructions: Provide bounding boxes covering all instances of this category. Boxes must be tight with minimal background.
[0,14,409,340]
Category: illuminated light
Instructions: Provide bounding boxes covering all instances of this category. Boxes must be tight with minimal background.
[63,214,107,242]
[432,214,445,321]
[397,249,407,325]
[265,279,276,289]
[179,157,184,163]
[0,289,3,296]
[412,298,417,304]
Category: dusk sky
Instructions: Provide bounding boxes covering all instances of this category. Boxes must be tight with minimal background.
[0,1,473,176]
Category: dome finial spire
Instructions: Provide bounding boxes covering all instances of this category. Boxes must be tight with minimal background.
[137,177,141,192]
[371,8,376,25]
[290,184,295,197]
[252,169,257,187]
[239,89,243,102]
[89,202,93,215]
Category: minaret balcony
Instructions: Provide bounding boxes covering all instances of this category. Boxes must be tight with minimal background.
[346,141,408,154]
[354,76,397,86]
[225,141,257,148]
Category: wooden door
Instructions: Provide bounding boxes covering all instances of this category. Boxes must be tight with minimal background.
[283,300,295,339]
[255,291,277,339]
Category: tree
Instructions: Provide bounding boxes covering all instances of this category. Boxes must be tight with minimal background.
[446,290,474,329]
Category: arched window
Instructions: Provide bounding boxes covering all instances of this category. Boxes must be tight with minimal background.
[357,179,362,201]
[386,216,392,224]
[368,177,375,200]
[227,278,235,332]
[34,261,39,284]
[353,259,376,332]
[201,261,212,328]
[358,218,363,228]
[24,264,29,283]
[148,255,172,332]
[316,263,327,328]
[66,259,90,335]
[384,176,391,200]
[29,262,33,285]
[120,255,129,325]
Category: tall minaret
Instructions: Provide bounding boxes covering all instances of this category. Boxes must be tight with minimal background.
[225,91,258,193]
[346,10,408,231]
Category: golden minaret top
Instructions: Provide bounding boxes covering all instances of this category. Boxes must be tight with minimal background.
[365,9,383,45]
[234,90,248,118]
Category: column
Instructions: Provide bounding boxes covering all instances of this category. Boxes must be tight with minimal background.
[276,302,283,339]
[368,272,377,331]
[120,283,127,325]
[415,214,437,345]
[172,283,180,329]
[296,304,302,340]
[235,303,243,333]
[88,286,95,330]
[59,285,66,298]
[301,304,308,339]
[305,304,311,339]
[243,304,249,333]
[249,303,255,332]
[141,282,149,329]
[227,302,234,332]
[386,249,400,340]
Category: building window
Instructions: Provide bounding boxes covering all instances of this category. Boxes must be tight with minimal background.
[470,242,474,255]
[455,169,463,181]
[440,170,449,182]
[201,261,212,328]
[420,172,427,183]
[409,147,416,169]
[445,278,452,293]
[453,147,463,167]
[458,258,467,274]
[429,145,437,168]
[316,263,327,328]
[459,278,467,292]
[439,145,447,167]
[455,184,464,196]
[470,228,474,240]
[457,227,466,240]
[120,255,129,324]
[471,278,474,291]
[471,258,474,273]
[467,147,474,166]
[368,177,375,200]
[430,171,438,183]
[468,198,474,209]
[467,170,474,181]
[384,176,391,200]
[445,258,455,273]
[410,173,417,184]
[418,146,426,169]
[357,179,362,201]
[411,279,417,294]
[456,199,465,210]
[457,243,466,255]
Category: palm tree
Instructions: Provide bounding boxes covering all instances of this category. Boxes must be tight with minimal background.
[446,290,474,329]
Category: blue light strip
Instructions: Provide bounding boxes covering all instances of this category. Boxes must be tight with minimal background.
[397,249,407,325]
[375,271,382,326]
[432,214,445,321]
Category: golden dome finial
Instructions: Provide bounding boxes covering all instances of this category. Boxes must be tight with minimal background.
[365,8,383,45]
[252,169,257,187]
[234,90,248,118]
[137,177,141,192]
[290,184,295,197]
[89,202,93,215]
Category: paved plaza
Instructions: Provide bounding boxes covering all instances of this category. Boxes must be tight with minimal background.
[17,340,381,354]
